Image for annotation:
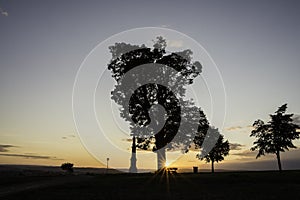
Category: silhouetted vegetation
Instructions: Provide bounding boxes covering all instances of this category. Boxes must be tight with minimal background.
[195,127,230,173]
[107,36,208,169]
[251,104,300,171]
[60,163,74,173]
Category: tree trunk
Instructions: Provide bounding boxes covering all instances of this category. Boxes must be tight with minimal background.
[211,160,215,173]
[156,147,166,171]
[129,136,137,173]
[276,150,282,172]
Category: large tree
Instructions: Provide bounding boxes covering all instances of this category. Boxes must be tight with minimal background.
[250,104,300,171]
[108,37,208,170]
[195,126,229,173]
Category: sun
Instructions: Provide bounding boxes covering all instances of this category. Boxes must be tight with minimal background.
[165,161,171,168]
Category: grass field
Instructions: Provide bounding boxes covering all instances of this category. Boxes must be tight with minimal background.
[1,167,300,200]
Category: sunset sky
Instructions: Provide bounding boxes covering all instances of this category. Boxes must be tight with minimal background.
[1,0,300,171]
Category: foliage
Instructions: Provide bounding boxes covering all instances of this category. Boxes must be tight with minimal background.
[61,162,74,173]
[250,104,300,171]
[196,127,230,172]
[107,36,208,153]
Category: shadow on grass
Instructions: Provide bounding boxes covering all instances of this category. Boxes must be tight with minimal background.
[2,170,300,200]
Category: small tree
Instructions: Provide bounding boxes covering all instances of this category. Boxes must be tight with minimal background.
[196,127,230,173]
[250,104,300,171]
[61,162,74,173]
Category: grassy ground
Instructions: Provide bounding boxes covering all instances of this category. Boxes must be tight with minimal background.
[2,170,300,200]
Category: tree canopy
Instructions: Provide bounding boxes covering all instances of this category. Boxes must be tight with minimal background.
[250,104,300,171]
[195,127,230,173]
[61,162,74,173]
[107,36,208,154]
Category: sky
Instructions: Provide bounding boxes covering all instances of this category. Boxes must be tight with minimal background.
[0,0,300,171]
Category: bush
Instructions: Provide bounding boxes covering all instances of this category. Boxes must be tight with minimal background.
[61,162,74,173]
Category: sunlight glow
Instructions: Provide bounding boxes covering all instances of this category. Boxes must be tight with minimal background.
[165,161,171,167]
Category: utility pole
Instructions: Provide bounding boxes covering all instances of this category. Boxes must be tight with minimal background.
[106,157,109,173]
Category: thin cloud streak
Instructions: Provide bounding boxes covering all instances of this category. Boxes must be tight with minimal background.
[226,126,243,131]
[0,144,17,152]
[0,153,63,160]
[225,125,253,132]
[232,148,300,159]
[230,143,245,150]
[231,150,258,158]
[62,134,76,140]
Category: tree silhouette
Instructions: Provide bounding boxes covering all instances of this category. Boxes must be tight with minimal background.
[61,162,74,173]
[108,36,208,170]
[250,104,300,171]
[196,127,229,173]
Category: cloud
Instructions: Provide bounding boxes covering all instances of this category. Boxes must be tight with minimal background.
[221,159,300,171]
[0,144,63,160]
[167,40,183,48]
[0,7,8,16]
[231,150,258,158]
[0,153,62,160]
[225,125,254,132]
[122,138,133,142]
[226,126,243,131]
[230,143,245,150]
[137,148,152,152]
[62,134,76,140]
[0,144,17,152]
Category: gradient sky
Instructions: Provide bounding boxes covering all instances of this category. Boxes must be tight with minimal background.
[0,0,300,171]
